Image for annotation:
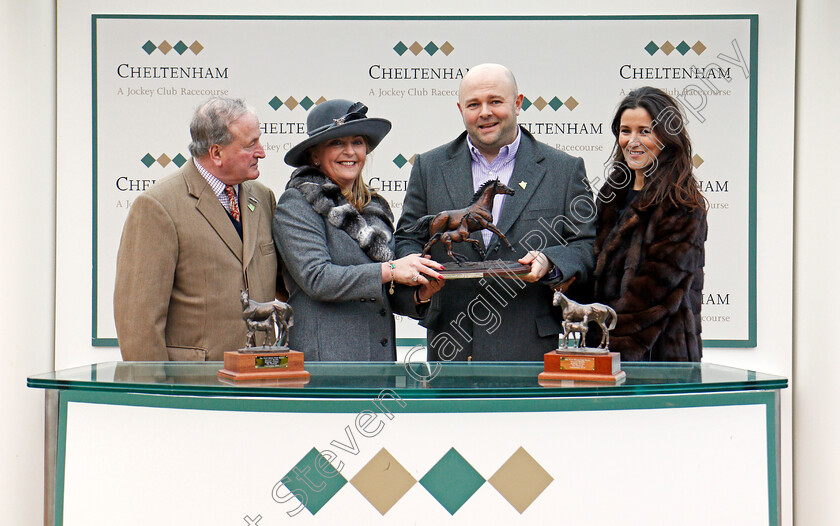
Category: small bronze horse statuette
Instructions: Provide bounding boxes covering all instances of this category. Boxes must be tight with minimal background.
[406,179,515,264]
[239,290,294,349]
[552,291,617,349]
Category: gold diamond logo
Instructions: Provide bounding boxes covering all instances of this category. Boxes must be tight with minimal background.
[488,447,553,514]
[532,97,548,111]
[409,154,417,165]
[189,40,204,54]
[351,448,416,515]
[409,41,424,56]
[660,41,675,55]
[315,96,327,105]
[692,41,707,55]
[157,40,173,55]
[284,96,299,110]
[440,41,454,55]
[692,154,704,168]
[564,97,579,111]
[156,154,172,167]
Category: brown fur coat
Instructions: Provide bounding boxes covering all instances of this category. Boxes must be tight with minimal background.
[591,184,707,361]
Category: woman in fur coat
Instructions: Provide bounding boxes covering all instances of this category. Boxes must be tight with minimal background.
[591,87,707,361]
[273,99,444,360]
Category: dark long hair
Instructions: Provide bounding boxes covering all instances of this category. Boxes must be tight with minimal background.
[605,86,706,211]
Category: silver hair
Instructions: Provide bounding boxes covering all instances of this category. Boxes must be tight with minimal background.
[188,97,254,157]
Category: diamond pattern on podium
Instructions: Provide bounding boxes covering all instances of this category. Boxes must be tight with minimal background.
[488,447,553,514]
[281,448,347,515]
[419,448,485,515]
[660,41,676,55]
[350,448,416,515]
[440,41,454,55]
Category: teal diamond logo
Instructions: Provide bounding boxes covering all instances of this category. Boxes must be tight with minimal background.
[140,153,156,167]
[142,40,157,55]
[424,41,439,55]
[172,153,187,167]
[644,41,659,55]
[394,41,408,56]
[282,448,347,515]
[269,96,283,111]
[420,448,485,515]
[676,40,691,55]
[521,96,532,111]
[173,40,188,55]
[548,96,563,111]
[300,96,315,110]
[393,154,408,168]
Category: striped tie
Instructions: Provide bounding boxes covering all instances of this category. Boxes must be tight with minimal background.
[224,185,240,221]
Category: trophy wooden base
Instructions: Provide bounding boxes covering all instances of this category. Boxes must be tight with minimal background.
[438,260,531,280]
[538,349,626,384]
[217,349,310,383]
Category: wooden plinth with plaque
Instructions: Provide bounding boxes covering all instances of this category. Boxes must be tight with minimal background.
[437,260,531,280]
[218,349,310,383]
[539,350,626,384]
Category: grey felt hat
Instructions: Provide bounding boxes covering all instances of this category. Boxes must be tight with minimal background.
[284,99,392,167]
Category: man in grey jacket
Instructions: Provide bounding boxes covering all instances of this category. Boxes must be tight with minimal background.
[395,64,596,361]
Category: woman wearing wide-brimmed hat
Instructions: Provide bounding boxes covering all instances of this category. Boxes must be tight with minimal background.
[273,99,444,360]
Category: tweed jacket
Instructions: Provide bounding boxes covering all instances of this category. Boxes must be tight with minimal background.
[394,128,596,361]
[591,182,707,361]
[114,160,278,361]
[272,167,416,361]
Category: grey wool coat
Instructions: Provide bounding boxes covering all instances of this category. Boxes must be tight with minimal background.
[272,167,418,361]
[395,128,596,361]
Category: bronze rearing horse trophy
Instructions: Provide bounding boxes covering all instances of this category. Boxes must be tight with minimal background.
[406,179,515,265]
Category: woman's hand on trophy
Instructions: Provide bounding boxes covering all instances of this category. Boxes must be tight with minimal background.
[382,254,444,287]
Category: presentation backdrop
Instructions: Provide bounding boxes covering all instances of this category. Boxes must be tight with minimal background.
[93,15,756,347]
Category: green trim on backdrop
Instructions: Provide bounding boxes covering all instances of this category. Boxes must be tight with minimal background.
[53,388,779,525]
[91,16,100,345]
[748,14,759,347]
[90,14,760,349]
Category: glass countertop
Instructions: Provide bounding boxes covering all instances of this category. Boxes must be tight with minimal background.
[27,361,787,399]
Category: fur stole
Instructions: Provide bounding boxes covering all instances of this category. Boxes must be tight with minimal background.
[286,166,395,262]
